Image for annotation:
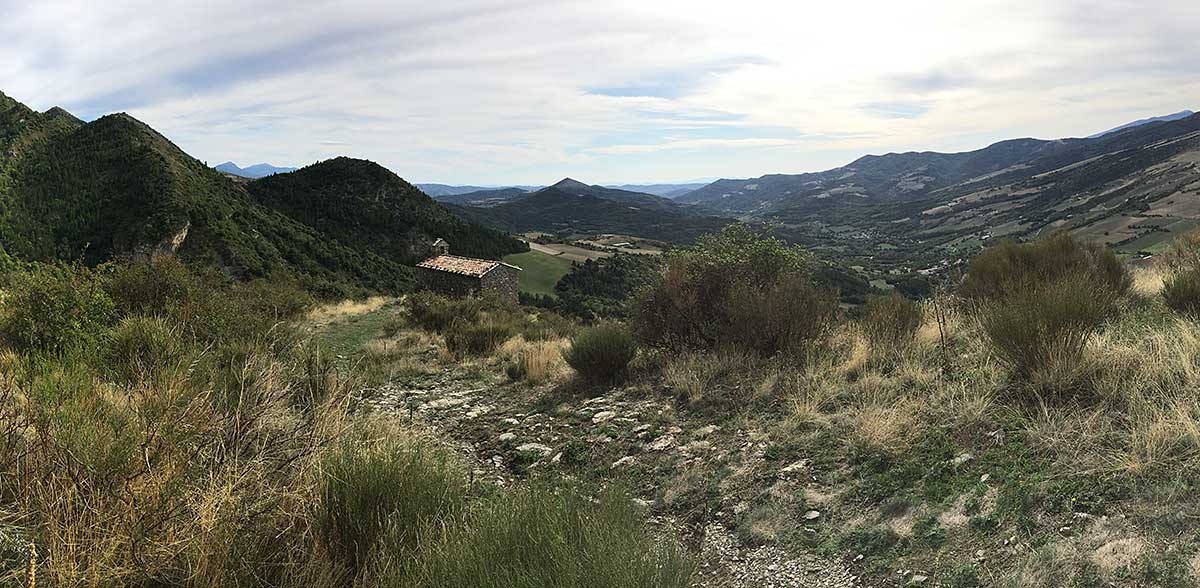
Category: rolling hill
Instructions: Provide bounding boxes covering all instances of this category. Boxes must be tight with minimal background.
[434,187,529,207]
[678,111,1200,277]
[450,179,732,243]
[605,182,708,198]
[0,90,523,295]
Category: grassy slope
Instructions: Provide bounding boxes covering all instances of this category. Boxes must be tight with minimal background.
[311,270,1200,588]
[503,249,573,297]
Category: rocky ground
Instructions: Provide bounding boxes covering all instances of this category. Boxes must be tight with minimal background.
[357,364,862,588]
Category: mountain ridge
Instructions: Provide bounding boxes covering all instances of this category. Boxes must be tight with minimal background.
[0,91,523,294]
[215,161,297,178]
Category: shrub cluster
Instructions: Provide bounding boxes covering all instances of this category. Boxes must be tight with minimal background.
[959,232,1130,303]
[0,262,114,352]
[563,324,638,384]
[404,291,575,357]
[632,224,839,356]
[961,233,1129,393]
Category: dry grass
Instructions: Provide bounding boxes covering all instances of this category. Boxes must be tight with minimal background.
[499,336,570,385]
[661,349,752,406]
[775,291,1200,478]
[1131,266,1167,297]
[306,296,394,327]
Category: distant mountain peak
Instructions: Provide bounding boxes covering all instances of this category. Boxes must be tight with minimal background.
[215,161,297,179]
[551,178,591,191]
[1088,110,1196,138]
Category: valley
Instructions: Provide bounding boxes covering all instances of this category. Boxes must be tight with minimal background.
[4,83,1200,588]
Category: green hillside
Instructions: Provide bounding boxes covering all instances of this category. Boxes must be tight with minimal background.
[0,91,522,295]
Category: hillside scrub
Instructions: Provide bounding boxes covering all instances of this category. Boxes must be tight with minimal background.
[632,224,838,356]
[0,259,687,587]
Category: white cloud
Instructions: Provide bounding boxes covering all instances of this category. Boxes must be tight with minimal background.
[1,0,1197,184]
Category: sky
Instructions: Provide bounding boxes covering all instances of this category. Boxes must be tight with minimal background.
[1,0,1198,185]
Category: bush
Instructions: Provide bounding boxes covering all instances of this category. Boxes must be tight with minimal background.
[105,257,201,317]
[1163,268,1200,317]
[444,319,516,356]
[385,487,694,588]
[959,232,1130,303]
[861,293,924,350]
[318,436,468,580]
[0,262,114,352]
[407,291,484,332]
[981,276,1115,388]
[1158,229,1200,271]
[563,324,637,383]
[104,316,184,385]
[632,225,838,356]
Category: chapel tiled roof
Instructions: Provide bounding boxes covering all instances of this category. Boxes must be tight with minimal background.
[417,255,514,278]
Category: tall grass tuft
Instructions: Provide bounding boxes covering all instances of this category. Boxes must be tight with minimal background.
[318,433,468,581]
[1162,268,1200,318]
[383,486,694,588]
[861,293,924,355]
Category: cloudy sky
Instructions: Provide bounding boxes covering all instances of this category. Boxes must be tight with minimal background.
[2,0,1197,185]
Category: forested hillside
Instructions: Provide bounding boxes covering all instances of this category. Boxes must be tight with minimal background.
[0,91,521,295]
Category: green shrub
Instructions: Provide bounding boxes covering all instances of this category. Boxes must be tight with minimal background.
[104,316,183,385]
[0,262,114,352]
[444,319,517,356]
[982,276,1115,388]
[632,224,838,356]
[959,232,1130,303]
[1162,268,1200,317]
[407,291,484,332]
[861,293,924,350]
[105,257,202,318]
[384,487,694,588]
[318,437,468,580]
[563,324,637,383]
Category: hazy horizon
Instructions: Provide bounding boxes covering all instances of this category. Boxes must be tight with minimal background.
[3,0,1197,185]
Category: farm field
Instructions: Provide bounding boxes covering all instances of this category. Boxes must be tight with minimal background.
[503,249,574,297]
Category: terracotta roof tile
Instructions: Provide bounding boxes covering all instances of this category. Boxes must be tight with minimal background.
[416,255,502,278]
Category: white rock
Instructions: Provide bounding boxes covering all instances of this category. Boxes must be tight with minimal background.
[647,435,675,451]
[980,473,991,482]
[592,410,617,424]
[516,443,552,457]
[803,510,821,520]
[498,433,516,443]
[612,456,636,468]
